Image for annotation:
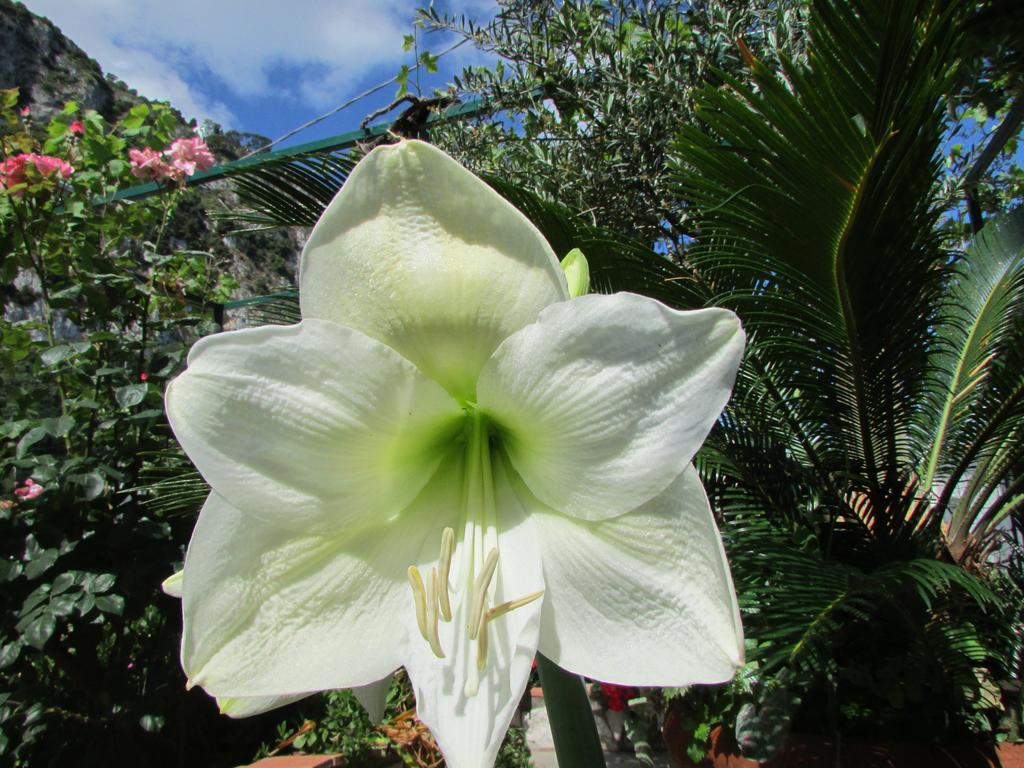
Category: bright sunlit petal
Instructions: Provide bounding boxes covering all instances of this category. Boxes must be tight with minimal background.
[479,293,744,520]
[403,459,544,768]
[165,319,462,533]
[299,139,569,400]
[529,465,744,684]
[182,491,449,698]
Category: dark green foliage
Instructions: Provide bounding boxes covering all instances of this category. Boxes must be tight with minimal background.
[0,96,253,766]
[672,0,1023,743]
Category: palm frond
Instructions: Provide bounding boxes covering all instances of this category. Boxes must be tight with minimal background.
[129,449,209,519]
[218,151,359,229]
[224,290,302,327]
[925,208,1024,484]
[674,0,970,556]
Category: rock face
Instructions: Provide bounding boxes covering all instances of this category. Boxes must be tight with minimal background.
[0,0,306,301]
[0,0,145,124]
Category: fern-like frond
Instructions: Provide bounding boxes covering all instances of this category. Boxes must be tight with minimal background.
[674,0,969,557]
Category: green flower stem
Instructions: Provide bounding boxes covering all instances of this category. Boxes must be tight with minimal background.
[536,653,606,768]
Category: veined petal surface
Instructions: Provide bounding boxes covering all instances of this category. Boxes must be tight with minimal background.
[478,293,745,520]
[528,465,743,684]
[165,319,462,533]
[403,459,543,768]
[299,139,569,401]
[182,486,451,698]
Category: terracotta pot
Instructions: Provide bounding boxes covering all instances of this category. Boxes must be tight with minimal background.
[705,724,1019,768]
[998,741,1024,768]
[662,701,699,768]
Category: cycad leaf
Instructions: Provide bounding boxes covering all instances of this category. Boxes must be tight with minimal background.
[924,207,1024,490]
[674,0,965,534]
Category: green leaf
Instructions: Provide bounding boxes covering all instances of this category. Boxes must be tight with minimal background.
[395,64,410,98]
[419,51,439,73]
[0,419,29,439]
[68,471,105,501]
[19,585,49,616]
[0,560,22,582]
[95,594,124,615]
[115,383,148,408]
[139,715,165,733]
[48,594,77,617]
[77,593,95,616]
[40,345,73,366]
[24,550,58,580]
[41,415,75,438]
[87,573,116,594]
[16,427,47,458]
[50,572,75,595]
[0,643,20,669]
[23,613,55,650]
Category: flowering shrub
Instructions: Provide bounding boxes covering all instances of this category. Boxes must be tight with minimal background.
[0,89,240,765]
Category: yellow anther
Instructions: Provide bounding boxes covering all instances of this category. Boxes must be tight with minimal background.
[407,566,428,642]
[426,568,445,659]
[468,548,499,640]
[438,527,454,622]
[485,590,545,624]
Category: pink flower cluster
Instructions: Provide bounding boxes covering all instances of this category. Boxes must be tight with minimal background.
[129,136,215,184]
[13,478,44,501]
[1,153,74,196]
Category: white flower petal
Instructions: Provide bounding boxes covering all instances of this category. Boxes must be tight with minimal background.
[166,319,463,533]
[161,570,183,598]
[353,675,392,723]
[528,465,743,685]
[403,459,543,768]
[215,676,392,720]
[479,293,744,520]
[299,139,569,401]
[182,487,452,698]
[218,693,309,718]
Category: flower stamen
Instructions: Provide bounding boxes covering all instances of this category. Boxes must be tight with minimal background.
[468,547,499,639]
[438,526,454,622]
[476,619,489,671]
[485,590,545,624]
[407,566,429,642]
[426,568,445,659]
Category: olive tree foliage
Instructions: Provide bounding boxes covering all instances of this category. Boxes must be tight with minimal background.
[942,0,1024,237]
[422,0,810,254]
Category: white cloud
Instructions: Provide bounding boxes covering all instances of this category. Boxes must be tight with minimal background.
[18,0,485,126]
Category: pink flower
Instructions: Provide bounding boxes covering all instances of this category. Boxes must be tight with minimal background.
[129,147,183,184]
[166,136,215,176]
[68,121,84,135]
[28,154,74,179]
[1,155,30,194]
[139,372,149,382]
[19,106,30,117]
[0,500,13,510]
[1,154,73,196]
[13,478,43,500]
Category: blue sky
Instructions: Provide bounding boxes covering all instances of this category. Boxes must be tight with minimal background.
[19,0,495,149]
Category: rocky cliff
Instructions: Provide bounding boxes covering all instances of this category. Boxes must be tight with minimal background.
[0,0,304,301]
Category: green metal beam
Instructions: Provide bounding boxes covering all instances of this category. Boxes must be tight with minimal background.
[102,96,490,205]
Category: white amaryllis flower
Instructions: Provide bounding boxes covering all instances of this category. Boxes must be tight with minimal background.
[165,139,745,768]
